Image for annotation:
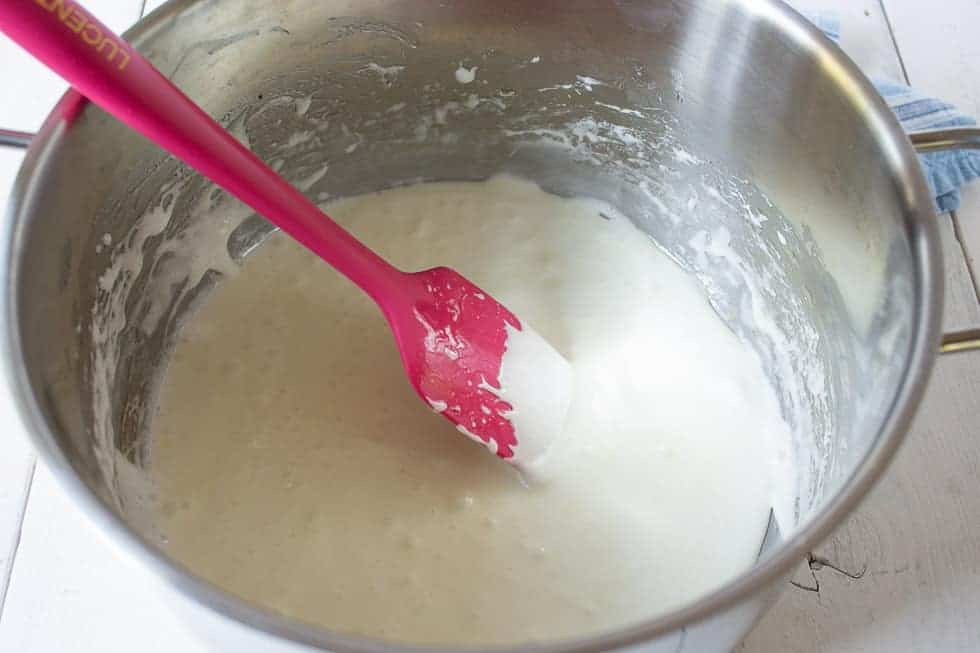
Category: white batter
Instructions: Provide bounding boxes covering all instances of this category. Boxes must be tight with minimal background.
[150,175,792,647]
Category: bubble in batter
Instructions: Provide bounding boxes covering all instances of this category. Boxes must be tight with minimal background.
[149,175,792,647]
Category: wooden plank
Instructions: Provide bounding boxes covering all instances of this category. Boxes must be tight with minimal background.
[0,466,209,653]
[0,149,37,614]
[939,213,980,333]
[884,0,980,118]
[787,1,905,80]
[952,184,980,305]
[0,1,145,132]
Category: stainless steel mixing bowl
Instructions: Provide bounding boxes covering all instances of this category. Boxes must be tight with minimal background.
[3,0,972,650]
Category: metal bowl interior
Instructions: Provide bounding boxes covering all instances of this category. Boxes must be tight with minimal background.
[1,0,942,651]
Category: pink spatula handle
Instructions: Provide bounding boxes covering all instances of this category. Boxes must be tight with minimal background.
[0,0,405,305]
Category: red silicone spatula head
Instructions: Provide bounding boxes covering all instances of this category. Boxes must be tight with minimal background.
[388,267,573,471]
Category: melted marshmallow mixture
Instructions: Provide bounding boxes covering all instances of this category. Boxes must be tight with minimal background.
[150,176,792,647]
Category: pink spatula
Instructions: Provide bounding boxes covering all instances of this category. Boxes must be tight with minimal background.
[0,1,573,472]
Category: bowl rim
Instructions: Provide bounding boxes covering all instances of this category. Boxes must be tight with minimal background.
[0,1,944,651]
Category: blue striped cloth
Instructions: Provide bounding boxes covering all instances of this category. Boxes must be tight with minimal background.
[808,11,980,212]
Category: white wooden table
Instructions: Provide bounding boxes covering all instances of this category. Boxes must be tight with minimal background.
[2,1,980,650]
